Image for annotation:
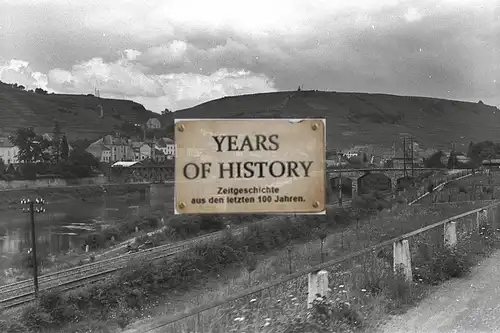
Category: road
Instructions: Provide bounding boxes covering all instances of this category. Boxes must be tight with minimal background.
[378,250,500,333]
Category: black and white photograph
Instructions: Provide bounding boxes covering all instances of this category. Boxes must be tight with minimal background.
[0,0,499,332]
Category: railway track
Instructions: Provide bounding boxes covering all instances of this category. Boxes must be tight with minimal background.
[0,170,470,310]
[0,214,302,309]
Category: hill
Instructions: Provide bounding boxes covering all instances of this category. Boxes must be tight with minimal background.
[0,81,158,142]
[2,80,499,151]
[161,90,500,151]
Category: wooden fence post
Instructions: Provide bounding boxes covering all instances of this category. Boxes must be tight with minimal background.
[393,239,412,282]
[444,221,457,247]
[307,270,329,308]
[477,209,488,230]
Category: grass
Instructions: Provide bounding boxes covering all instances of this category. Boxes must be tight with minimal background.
[1,196,486,333]
[3,79,500,148]
[2,169,443,285]
[160,90,500,150]
[0,209,276,286]
[0,208,165,283]
[431,171,500,203]
[0,81,157,142]
[160,204,499,333]
[0,172,478,331]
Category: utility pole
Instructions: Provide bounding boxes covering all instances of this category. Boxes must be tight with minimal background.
[402,136,407,178]
[410,136,415,178]
[338,155,343,206]
[451,141,456,169]
[21,197,46,298]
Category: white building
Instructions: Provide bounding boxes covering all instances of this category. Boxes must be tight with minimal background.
[86,135,134,163]
[146,118,161,130]
[155,137,175,156]
[0,138,19,164]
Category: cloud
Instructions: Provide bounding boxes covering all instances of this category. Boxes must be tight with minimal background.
[1,0,499,111]
[404,7,423,22]
[124,49,142,61]
[0,59,49,91]
[44,57,276,111]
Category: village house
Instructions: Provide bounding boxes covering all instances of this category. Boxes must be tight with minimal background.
[135,140,169,162]
[155,137,175,157]
[41,132,73,155]
[86,134,134,163]
[146,118,161,130]
[0,137,19,165]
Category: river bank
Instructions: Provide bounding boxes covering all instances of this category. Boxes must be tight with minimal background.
[0,183,150,211]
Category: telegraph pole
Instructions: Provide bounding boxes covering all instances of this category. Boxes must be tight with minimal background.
[21,197,46,298]
[410,136,415,178]
[338,155,343,206]
[402,136,407,178]
[451,141,456,169]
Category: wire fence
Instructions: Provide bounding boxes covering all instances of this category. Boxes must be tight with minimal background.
[128,199,500,333]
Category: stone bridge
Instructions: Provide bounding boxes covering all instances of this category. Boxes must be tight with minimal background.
[327,167,449,199]
[111,163,467,203]
[110,164,174,183]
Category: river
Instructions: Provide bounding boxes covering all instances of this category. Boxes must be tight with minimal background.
[0,195,152,271]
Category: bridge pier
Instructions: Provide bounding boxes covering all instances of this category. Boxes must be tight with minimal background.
[390,176,398,194]
[149,183,175,211]
[325,170,334,203]
[351,178,358,199]
[139,188,148,201]
[326,168,460,203]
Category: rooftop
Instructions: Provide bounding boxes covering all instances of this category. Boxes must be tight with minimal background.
[111,161,141,168]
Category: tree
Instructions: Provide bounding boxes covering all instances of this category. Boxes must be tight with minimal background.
[60,135,69,160]
[9,127,50,164]
[34,88,47,94]
[423,151,446,168]
[467,141,474,159]
[51,121,62,164]
[447,153,457,169]
[5,163,15,174]
[55,149,99,178]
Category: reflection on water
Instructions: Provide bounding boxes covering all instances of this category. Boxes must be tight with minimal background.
[0,196,147,269]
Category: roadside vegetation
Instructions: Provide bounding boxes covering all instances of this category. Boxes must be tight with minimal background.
[0,190,488,333]
[2,210,273,285]
[278,222,500,333]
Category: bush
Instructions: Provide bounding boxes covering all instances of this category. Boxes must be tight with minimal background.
[0,320,29,333]
[82,215,161,250]
[19,164,37,180]
[19,306,54,331]
[12,251,51,271]
[14,199,393,331]
[82,232,107,250]
[284,295,362,332]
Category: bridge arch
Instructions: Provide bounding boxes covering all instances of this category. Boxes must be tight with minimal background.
[396,176,415,191]
[358,172,391,195]
[329,176,353,198]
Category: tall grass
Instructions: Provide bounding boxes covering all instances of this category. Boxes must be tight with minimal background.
[3,196,489,333]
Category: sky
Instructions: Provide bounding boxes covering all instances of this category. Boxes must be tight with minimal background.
[0,0,499,113]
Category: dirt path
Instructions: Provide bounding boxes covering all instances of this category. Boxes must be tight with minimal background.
[377,250,500,333]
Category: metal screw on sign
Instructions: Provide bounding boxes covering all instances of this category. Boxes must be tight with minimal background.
[313,201,320,208]
[311,123,319,131]
[177,124,185,132]
[178,202,186,209]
